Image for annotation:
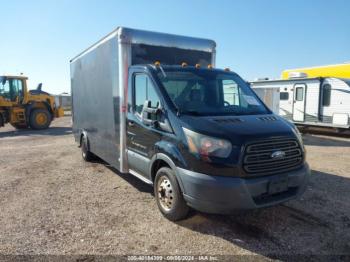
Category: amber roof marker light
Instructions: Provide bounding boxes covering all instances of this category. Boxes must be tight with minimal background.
[181,62,188,68]
[207,64,213,69]
[195,64,201,68]
[224,67,230,72]
[154,61,166,77]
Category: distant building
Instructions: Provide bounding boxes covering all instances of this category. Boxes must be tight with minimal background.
[54,93,71,110]
[282,62,350,79]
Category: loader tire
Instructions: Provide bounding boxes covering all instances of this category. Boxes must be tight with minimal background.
[29,109,52,130]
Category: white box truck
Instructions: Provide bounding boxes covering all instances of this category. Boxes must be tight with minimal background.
[71,27,309,221]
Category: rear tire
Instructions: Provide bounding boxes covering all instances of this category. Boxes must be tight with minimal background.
[154,167,189,221]
[29,109,51,130]
[81,135,93,162]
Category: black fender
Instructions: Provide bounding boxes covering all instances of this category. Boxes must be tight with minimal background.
[149,141,188,192]
[149,153,186,193]
[155,140,187,168]
[149,153,177,175]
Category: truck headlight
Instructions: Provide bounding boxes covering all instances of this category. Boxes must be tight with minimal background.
[183,127,232,158]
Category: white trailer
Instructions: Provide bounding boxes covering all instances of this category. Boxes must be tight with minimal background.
[251,77,350,129]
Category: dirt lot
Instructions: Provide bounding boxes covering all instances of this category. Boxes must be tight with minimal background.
[0,116,349,260]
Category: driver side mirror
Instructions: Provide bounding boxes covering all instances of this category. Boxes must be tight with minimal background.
[141,100,162,127]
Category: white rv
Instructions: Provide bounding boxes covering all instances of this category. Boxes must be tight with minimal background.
[251,77,350,129]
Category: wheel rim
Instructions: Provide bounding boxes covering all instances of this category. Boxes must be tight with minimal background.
[35,112,48,125]
[157,176,174,211]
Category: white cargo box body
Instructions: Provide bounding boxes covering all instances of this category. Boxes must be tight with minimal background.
[70,27,216,173]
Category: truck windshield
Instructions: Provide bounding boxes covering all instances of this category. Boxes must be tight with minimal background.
[157,69,269,116]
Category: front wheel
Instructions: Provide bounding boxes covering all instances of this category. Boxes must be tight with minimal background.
[154,167,189,221]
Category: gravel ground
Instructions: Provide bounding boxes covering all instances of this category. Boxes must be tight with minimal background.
[0,117,349,260]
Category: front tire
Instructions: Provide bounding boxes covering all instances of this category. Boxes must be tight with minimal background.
[29,109,51,130]
[154,167,189,221]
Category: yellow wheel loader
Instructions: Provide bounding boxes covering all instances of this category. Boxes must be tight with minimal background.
[0,75,64,130]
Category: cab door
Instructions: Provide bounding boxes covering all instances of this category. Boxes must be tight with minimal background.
[293,84,306,122]
[126,70,163,178]
[11,79,25,103]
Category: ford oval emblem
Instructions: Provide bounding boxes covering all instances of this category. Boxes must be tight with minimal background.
[271,151,286,159]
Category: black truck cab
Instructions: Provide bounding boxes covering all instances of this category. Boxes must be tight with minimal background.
[124,64,310,220]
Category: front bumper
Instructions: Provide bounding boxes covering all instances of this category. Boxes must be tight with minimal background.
[175,164,310,214]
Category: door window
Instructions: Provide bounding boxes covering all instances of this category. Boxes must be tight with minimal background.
[11,79,24,101]
[222,79,240,105]
[322,84,331,106]
[0,79,24,101]
[0,79,10,100]
[134,74,160,115]
[295,87,304,101]
[280,92,289,100]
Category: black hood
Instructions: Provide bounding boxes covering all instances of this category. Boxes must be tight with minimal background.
[179,114,298,145]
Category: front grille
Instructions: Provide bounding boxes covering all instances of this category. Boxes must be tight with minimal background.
[243,139,303,175]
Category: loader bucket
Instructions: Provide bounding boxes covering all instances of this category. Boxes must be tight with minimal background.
[55,107,65,118]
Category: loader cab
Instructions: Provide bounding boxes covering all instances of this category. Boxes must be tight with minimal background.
[0,76,27,104]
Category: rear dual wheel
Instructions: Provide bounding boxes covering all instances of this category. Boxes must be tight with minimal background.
[81,135,94,162]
